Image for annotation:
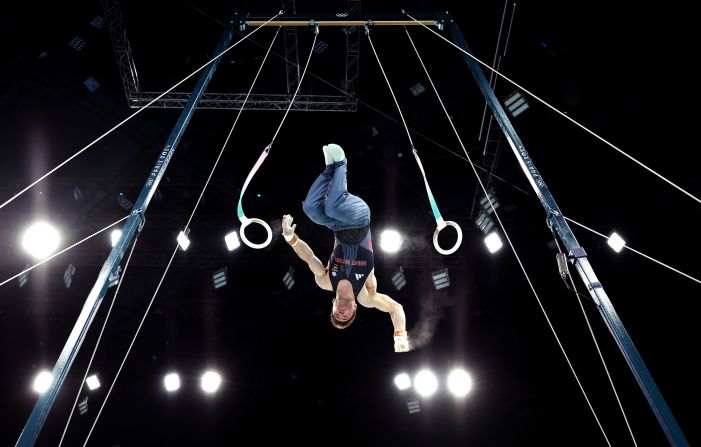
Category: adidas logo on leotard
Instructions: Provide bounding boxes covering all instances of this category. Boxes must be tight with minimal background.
[355,273,364,280]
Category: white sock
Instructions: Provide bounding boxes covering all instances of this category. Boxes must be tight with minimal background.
[322,145,334,165]
[326,143,345,163]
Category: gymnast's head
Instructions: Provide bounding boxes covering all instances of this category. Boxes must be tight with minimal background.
[330,280,357,329]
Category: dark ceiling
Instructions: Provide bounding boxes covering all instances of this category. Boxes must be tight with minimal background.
[1,1,699,446]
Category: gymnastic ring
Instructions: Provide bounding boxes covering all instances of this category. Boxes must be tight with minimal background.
[239,216,273,249]
[433,219,462,255]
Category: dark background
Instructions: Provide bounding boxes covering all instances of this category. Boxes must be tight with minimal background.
[1,1,699,446]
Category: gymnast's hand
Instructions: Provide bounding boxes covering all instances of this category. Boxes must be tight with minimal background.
[282,214,296,241]
[394,331,410,353]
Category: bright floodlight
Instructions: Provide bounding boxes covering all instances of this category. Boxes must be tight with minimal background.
[414,369,438,397]
[86,374,101,390]
[177,231,191,251]
[379,229,402,253]
[110,229,122,247]
[224,231,240,251]
[607,232,626,253]
[33,371,53,394]
[200,370,222,394]
[164,373,181,392]
[22,222,61,260]
[394,372,411,390]
[447,368,473,398]
[484,231,503,253]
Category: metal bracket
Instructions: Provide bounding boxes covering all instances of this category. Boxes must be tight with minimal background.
[569,246,587,258]
[587,282,602,291]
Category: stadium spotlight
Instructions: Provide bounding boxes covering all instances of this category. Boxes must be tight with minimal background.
[177,230,191,251]
[607,232,626,253]
[110,229,122,247]
[504,90,529,117]
[447,368,473,398]
[224,231,240,251]
[22,222,61,260]
[391,268,407,291]
[86,374,101,391]
[394,373,411,391]
[406,398,421,414]
[379,229,402,253]
[164,373,181,392]
[484,231,503,254]
[201,371,222,394]
[431,268,450,290]
[282,267,295,290]
[78,396,89,415]
[33,371,53,394]
[414,370,438,397]
[213,268,228,289]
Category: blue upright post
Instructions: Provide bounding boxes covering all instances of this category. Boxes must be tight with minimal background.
[446,16,688,447]
[15,16,238,447]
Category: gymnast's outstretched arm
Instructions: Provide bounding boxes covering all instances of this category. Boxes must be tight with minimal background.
[282,214,332,291]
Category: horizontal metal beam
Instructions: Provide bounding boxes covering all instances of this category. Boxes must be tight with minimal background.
[130,92,357,111]
[242,12,447,28]
[246,19,437,27]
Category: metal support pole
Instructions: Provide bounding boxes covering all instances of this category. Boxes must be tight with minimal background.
[15,16,237,447]
[447,16,688,447]
[102,0,141,104]
[282,0,301,95]
[342,0,361,95]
